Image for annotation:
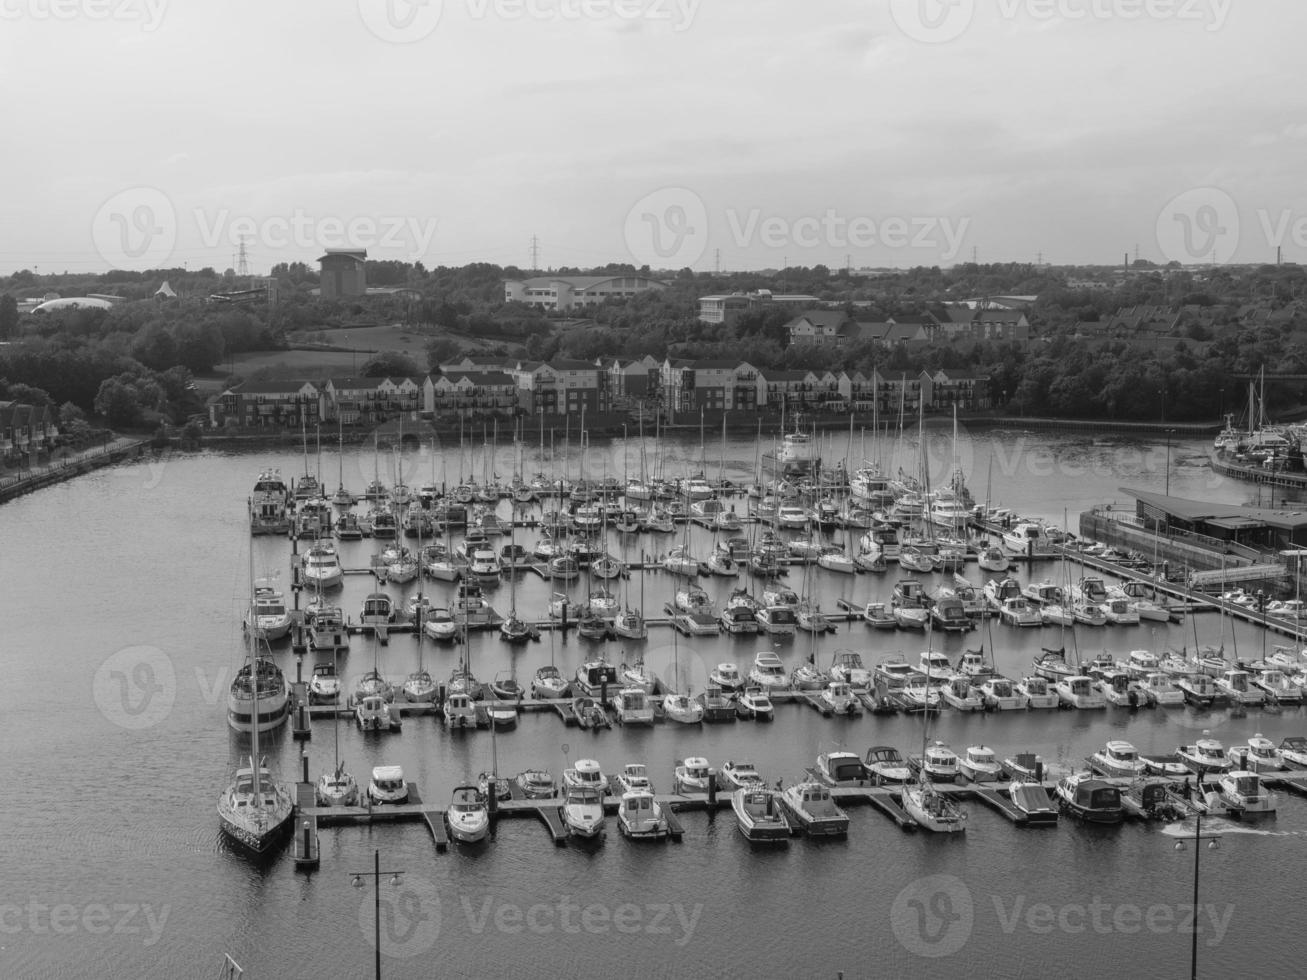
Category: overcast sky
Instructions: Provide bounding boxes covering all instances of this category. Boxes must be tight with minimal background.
[2,0,1303,275]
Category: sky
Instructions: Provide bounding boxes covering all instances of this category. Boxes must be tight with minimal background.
[1,0,1304,276]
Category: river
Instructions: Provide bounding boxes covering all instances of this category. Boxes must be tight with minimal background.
[0,427,1302,979]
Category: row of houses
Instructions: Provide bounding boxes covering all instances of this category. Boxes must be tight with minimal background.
[784,306,1031,348]
[213,357,991,427]
[0,401,56,458]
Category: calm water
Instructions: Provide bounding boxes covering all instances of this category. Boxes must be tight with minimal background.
[2,428,1304,979]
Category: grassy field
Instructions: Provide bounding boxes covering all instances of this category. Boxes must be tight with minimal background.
[288,323,434,356]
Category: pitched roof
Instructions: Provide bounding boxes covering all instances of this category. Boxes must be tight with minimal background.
[441,371,516,386]
[328,376,388,390]
[234,380,319,395]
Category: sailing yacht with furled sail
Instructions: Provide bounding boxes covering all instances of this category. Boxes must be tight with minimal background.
[219,563,294,854]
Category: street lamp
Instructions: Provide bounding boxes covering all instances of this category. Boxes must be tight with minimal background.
[1173,810,1221,980]
[350,849,406,980]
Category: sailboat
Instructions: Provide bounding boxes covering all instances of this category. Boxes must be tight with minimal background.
[500,507,533,643]
[316,643,359,806]
[331,416,355,507]
[219,558,295,853]
[613,507,647,639]
[902,665,968,833]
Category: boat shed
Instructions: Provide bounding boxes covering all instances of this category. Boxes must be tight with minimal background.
[1122,488,1307,551]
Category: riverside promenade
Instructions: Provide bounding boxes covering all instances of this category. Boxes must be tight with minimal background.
[0,436,146,504]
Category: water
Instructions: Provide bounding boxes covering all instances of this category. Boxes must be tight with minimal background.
[1,429,1304,979]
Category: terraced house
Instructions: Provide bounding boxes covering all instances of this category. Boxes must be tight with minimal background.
[659,359,758,417]
[424,371,518,417]
[217,380,322,427]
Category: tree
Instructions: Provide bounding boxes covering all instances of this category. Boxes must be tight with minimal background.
[360,351,420,377]
[0,294,17,339]
[94,377,144,427]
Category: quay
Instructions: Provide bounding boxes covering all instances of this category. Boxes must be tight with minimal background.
[0,436,147,505]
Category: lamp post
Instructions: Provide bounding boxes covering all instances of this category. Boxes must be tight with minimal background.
[1256,589,1269,663]
[350,849,405,980]
[1174,809,1220,980]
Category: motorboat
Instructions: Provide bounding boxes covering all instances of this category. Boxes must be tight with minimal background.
[1140,671,1185,706]
[863,602,897,629]
[732,788,790,843]
[779,781,850,837]
[720,606,758,634]
[1057,675,1106,710]
[442,692,478,730]
[983,576,1024,611]
[1215,771,1277,814]
[302,542,344,591]
[1252,669,1303,704]
[1054,772,1123,823]
[1098,669,1144,708]
[614,763,654,795]
[999,597,1043,628]
[900,673,940,712]
[709,662,745,692]
[826,650,871,691]
[562,784,606,839]
[613,687,655,725]
[447,786,490,843]
[980,675,1025,711]
[818,681,859,716]
[245,585,293,641]
[477,772,512,805]
[955,745,1002,783]
[572,696,608,730]
[1177,672,1220,708]
[1281,736,1307,768]
[719,760,765,791]
[515,769,556,799]
[917,740,960,782]
[366,766,409,806]
[736,687,774,721]
[1008,780,1059,825]
[619,659,654,694]
[1177,736,1233,775]
[360,592,395,627]
[816,751,871,787]
[618,791,670,840]
[574,658,619,699]
[531,664,568,699]
[1002,521,1058,556]
[1241,734,1287,772]
[562,758,609,795]
[1120,780,1183,822]
[1123,649,1160,678]
[864,745,912,784]
[1017,675,1059,709]
[307,662,342,705]
[228,657,290,734]
[918,649,952,679]
[931,594,973,632]
[748,652,789,690]
[663,692,704,724]
[1089,740,1146,778]
[1100,597,1140,625]
[761,584,799,608]
[755,605,798,636]
[940,675,984,712]
[1216,668,1264,706]
[548,555,580,581]
[674,757,714,794]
